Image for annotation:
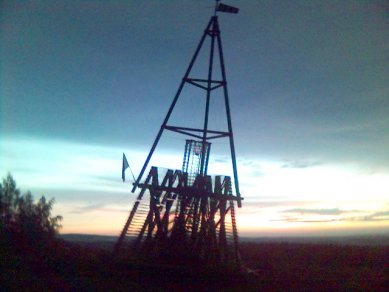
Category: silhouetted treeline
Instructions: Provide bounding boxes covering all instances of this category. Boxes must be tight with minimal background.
[0,173,66,290]
[0,173,62,241]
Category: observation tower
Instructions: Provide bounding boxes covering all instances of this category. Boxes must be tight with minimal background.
[114,1,243,268]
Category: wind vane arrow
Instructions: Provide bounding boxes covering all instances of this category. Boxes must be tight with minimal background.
[217,2,239,14]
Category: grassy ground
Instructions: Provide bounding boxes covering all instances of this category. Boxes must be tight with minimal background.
[240,242,389,291]
[1,235,388,291]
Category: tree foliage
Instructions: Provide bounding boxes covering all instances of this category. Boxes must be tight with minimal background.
[0,173,62,238]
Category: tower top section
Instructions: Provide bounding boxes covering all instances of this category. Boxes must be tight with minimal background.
[131,9,242,207]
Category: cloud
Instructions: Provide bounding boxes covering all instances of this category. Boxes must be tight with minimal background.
[251,170,263,177]
[282,160,322,169]
[353,210,389,222]
[70,202,131,214]
[71,203,105,214]
[2,136,389,235]
[212,157,229,164]
[282,208,352,215]
[373,211,389,217]
[277,209,389,223]
[244,200,316,209]
[273,217,340,223]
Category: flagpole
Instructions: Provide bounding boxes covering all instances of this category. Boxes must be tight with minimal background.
[122,153,136,182]
[214,0,220,16]
[128,165,136,182]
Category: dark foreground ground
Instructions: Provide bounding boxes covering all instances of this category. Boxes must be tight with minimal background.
[1,234,388,291]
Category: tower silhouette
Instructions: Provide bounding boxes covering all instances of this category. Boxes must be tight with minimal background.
[115,4,243,268]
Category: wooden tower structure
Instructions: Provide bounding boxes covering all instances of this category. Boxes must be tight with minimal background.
[114,2,242,268]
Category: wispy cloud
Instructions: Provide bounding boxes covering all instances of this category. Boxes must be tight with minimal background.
[282,160,322,169]
[2,136,389,235]
[352,211,389,222]
[71,203,105,214]
[212,157,229,164]
[277,209,389,223]
[244,200,316,209]
[70,202,131,214]
[282,208,353,215]
[274,217,340,223]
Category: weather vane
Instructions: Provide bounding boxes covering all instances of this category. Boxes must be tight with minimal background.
[215,1,239,15]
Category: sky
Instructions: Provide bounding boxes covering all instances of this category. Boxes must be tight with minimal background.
[1,0,388,237]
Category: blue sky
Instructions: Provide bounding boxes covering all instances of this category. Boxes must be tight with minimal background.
[1,1,388,236]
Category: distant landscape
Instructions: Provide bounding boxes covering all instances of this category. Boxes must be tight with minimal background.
[61,233,389,249]
[58,233,389,291]
[3,230,389,290]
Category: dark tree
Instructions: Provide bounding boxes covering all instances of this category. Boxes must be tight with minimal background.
[0,173,20,229]
[0,173,62,239]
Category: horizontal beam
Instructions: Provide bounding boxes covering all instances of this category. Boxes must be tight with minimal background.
[185,78,223,84]
[165,125,229,135]
[166,128,203,139]
[137,183,243,202]
[206,133,230,140]
[185,78,225,91]
[186,79,207,90]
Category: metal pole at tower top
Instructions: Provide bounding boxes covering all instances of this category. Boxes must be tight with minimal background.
[214,0,220,16]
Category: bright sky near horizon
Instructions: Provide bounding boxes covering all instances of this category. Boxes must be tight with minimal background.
[1,1,388,237]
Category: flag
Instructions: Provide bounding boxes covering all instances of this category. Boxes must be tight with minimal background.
[122,153,129,182]
[217,3,239,14]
